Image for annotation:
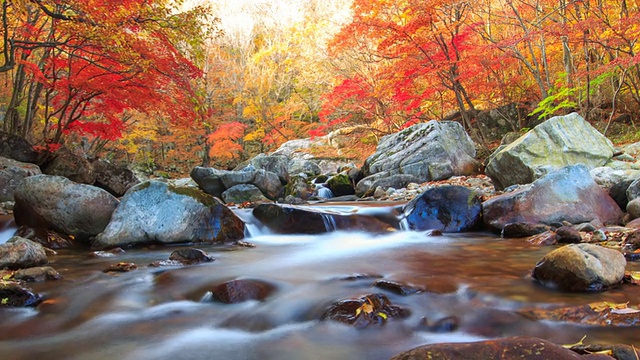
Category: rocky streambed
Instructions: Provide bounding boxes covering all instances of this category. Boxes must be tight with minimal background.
[4,112,640,358]
[1,208,640,360]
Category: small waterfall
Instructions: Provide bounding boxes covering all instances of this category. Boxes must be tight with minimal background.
[320,213,337,232]
[0,215,16,244]
[315,185,334,199]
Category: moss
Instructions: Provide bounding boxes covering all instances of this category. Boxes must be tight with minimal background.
[168,184,217,206]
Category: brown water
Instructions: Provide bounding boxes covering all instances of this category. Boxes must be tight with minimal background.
[1,206,640,360]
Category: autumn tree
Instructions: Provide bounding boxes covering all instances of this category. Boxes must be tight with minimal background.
[1,0,212,155]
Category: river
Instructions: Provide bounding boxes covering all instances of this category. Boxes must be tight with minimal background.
[0,205,640,359]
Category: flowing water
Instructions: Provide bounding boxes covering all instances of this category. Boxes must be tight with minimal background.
[1,205,640,359]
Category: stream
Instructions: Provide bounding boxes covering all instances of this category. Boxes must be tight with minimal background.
[1,204,640,359]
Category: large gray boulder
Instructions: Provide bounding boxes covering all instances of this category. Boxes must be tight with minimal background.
[356,121,480,197]
[93,180,245,248]
[14,175,118,242]
[482,165,623,233]
[191,166,283,202]
[402,186,482,232]
[532,243,626,291]
[246,153,290,184]
[485,113,614,190]
[0,156,41,202]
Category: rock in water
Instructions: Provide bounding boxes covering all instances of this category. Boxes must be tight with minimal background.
[356,121,480,196]
[14,175,119,242]
[482,165,623,233]
[532,243,626,291]
[390,336,601,360]
[0,237,48,269]
[485,112,614,189]
[402,185,482,232]
[93,180,245,248]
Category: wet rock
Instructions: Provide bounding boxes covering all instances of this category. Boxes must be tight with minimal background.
[402,186,482,232]
[322,293,410,328]
[0,237,48,269]
[209,279,276,304]
[103,262,138,272]
[390,336,610,360]
[417,316,459,333]
[14,266,62,282]
[527,231,558,246]
[284,175,313,200]
[0,132,41,164]
[532,243,626,291]
[252,203,395,234]
[357,121,480,196]
[15,226,75,249]
[326,172,355,197]
[168,248,214,265]
[222,184,269,204]
[148,260,185,267]
[483,165,623,233]
[502,222,551,238]
[485,113,614,190]
[41,147,95,184]
[623,230,640,250]
[520,301,640,328]
[93,180,245,249]
[556,226,583,244]
[14,175,119,242]
[372,280,422,295]
[89,248,125,258]
[0,281,43,307]
[0,156,41,202]
[92,159,140,197]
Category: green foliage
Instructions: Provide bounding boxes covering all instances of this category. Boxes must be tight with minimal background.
[529,72,613,118]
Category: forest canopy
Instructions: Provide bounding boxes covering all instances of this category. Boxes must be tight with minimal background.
[1,0,639,175]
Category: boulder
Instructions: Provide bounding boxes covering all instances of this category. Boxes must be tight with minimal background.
[168,248,214,265]
[402,186,482,232]
[252,203,397,234]
[627,198,640,220]
[482,165,623,233]
[390,336,610,360]
[358,121,480,196]
[0,156,41,202]
[246,153,290,184]
[222,184,270,204]
[356,173,422,197]
[485,113,614,190]
[0,281,43,307]
[322,293,409,328]
[92,159,140,197]
[201,279,276,304]
[532,243,626,291]
[13,266,62,282]
[93,180,245,248]
[0,237,48,269]
[0,132,41,164]
[591,166,640,209]
[14,175,119,242]
[288,159,321,177]
[190,166,226,198]
[326,172,355,197]
[41,147,95,184]
[191,166,283,201]
[627,177,640,202]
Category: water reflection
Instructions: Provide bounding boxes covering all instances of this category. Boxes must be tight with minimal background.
[1,215,640,359]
